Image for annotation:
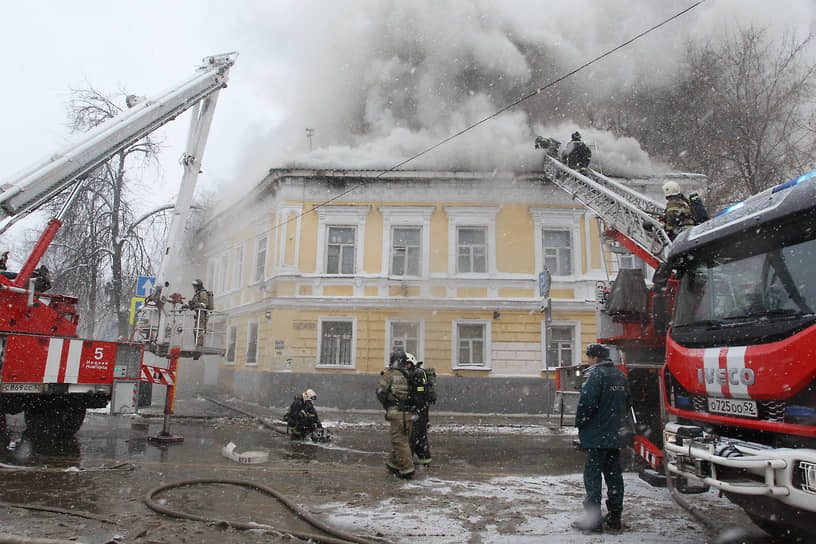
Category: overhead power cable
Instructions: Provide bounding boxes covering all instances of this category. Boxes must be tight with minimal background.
[264,0,707,231]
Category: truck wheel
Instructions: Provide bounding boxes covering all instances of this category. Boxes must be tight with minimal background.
[24,405,87,440]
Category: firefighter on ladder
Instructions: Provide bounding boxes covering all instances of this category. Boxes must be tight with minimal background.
[185,279,210,359]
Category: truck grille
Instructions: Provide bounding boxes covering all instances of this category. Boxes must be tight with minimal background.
[687,393,786,422]
[673,378,787,422]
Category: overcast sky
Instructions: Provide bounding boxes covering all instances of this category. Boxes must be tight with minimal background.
[1,1,814,214]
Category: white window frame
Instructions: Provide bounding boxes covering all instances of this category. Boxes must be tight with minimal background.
[541,229,573,276]
[245,320,259,366]
[232,244,244,290]
[541,320,581,369]
[253,235,268,283]
[379,206,434,278]
[316,317,357,368]
[452,319,491,370]
[315,205,370,275]
[445,206,500,276]
[225,324,237,365]
[385,318,424,366]
[325,226,357,275]
[530,208,583,279]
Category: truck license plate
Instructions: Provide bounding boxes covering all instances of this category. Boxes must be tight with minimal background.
[707,397,758,418]
[0,383,43,393]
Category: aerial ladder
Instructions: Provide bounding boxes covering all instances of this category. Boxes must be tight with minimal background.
[0,53,236,439]
[540,155,671,269]
[539,152,676,478]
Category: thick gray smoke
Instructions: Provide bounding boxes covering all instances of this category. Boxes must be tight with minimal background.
[229,0,816,189]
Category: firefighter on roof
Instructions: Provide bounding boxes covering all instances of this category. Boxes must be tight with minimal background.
[561,131,592,172]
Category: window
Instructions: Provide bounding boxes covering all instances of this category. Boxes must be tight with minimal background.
[389,320,420,357]
[318,318,355,367]
[246,321,258,365]
[391,227,421,276]
[225,325,237,364]
[326,226,356,275]
[543,229,572,276]
[254,236,267,282]
[454,321,490,368]
[457,227,487,273]
[546,326,574,368]
[233,245,244,290]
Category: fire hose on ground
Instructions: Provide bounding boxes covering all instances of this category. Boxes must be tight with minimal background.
[144,478,393,544]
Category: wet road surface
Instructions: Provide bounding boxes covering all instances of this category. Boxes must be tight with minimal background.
[0,396,796,543]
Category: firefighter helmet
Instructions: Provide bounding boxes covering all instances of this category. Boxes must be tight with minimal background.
[663,181,682,198]
[534,135,545,149]
[302,388,317,402]
[192,278,204,290]
[585,343,610,358]
[571,131,581,141]
[405,353,418,367]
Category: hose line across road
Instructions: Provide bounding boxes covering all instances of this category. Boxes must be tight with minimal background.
[144,478,394,544]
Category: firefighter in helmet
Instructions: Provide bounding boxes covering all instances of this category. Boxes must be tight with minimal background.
[561,131,592,172]
[187,279,211,352]
[662,181,696,241]
[283,388,323,439]
[376,348,415,479]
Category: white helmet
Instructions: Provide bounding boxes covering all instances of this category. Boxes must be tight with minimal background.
[663,181,682,198]
[302,388,316,402]
[405,353,418,367]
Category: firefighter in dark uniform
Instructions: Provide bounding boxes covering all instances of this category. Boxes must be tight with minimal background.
[572,343,633,533]
[376,348,415,479]
[283,388,322,439]
[188,279,210,350]
[560,131,592,172]
[662,181,697,241]
[409,356,435,466]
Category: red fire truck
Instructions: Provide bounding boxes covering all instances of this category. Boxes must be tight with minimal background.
[662,170,816,536]
[0,53,236,439]
[542,150,816,536]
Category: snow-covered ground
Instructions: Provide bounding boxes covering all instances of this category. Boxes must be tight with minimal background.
[320,471,764,543]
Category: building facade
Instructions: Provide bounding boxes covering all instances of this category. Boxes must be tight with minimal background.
[195,168,668,413]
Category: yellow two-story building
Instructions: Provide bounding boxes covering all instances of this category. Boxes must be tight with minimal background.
[192,168,668,413]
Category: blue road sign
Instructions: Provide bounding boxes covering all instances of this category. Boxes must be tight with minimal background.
[136,276,156,297]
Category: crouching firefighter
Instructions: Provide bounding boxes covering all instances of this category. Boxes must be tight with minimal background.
[283,388,328,441]
[376,348,415,479]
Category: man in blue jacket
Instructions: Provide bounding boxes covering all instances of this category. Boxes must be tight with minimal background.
[572,343,633,533]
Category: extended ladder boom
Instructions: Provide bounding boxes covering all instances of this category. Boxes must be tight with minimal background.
[541,155,670,268]
[0,52,238,235]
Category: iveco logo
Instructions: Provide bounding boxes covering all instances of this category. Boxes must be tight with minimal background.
[698,367,756,386]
